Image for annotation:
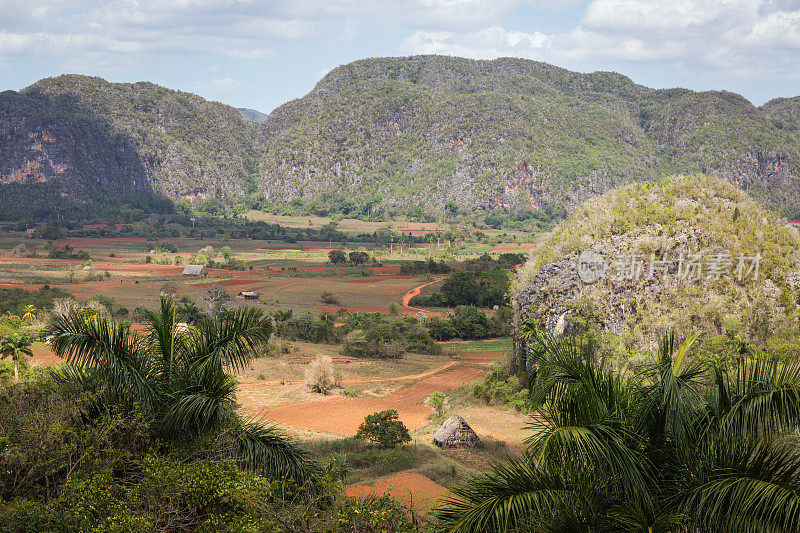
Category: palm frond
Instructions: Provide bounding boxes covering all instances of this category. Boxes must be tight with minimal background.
[681,438,800,531]
[48,311,154,409]
[221,418,318,484]
[436,454,576,533]
[184,306,272,373]
[158,370,238,438]
[142,297,185,379]
[635,331,705,446]
[713,356,800,439]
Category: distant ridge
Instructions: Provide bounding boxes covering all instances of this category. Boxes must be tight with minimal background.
[237,107,267,124]
[2,56,800,221]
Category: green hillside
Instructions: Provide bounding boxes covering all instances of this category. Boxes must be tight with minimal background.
[2,56,800,222]
[258,56,800,219]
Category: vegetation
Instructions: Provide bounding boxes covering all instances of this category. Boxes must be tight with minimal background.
[356,410,412,449]
[0,286,72,316]
[0,378,412,532]
[305,355,336,394]
[5,58,800,221]
[514,175,800,353]
[438,330,800,532]
[341,312,441,358]
[48,297,315,482]
[0,334,33,381]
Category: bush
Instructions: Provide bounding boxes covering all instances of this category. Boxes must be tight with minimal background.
[305,355,335,394]
[320,292,341,305]
[428,392,446,417]
[356,410,412,448]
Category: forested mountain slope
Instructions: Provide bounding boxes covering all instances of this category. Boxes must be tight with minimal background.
[2,57,800,221]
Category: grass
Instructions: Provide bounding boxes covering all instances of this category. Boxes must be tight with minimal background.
[441,337,513,352]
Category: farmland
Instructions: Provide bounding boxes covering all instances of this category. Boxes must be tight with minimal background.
[0,230,532,519]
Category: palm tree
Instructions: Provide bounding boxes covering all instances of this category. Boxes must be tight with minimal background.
[437,330,800,532]
[48,297,315,482]
[21,305,37,322]
[0,334,33,381]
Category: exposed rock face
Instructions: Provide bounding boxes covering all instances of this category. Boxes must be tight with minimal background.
[257,56,800,218]
[514,176,800,367]
[4,58,800,219]
[0,75,256,219]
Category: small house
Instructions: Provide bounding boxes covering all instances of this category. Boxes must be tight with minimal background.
[182,265,207,277]
[433,415,480,448]
[238,291,258,300]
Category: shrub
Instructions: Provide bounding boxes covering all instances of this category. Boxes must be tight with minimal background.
[356,410,412,448]
[305,355,335,394]
[428,392,446,417]
[320,292,341,305]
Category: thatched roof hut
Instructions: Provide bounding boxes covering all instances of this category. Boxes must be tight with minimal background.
[433,415,480,448]
[182,265,207,276]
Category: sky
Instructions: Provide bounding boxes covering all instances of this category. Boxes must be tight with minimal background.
[2,0,800,112]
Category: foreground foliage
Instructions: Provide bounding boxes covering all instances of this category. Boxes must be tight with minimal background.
[438,331,800,532]
[48,297,315,482]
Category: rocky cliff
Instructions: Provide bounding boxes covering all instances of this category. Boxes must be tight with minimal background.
[1,75,257,219]
[256,56,800,218]
[2,57,800,221]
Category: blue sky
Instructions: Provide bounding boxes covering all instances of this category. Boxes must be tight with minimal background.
[2,1,800,112]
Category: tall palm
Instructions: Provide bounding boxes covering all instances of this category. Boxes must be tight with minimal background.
[0,334,33,382]
[49,297,315,482]
[438,330,800,532]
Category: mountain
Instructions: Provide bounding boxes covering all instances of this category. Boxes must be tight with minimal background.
[2,57,800,221]
[1,75,257,219]
[257,56,800,218]
[237,108,268,124]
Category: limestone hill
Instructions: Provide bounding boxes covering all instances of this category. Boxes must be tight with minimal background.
[515,175,800,353]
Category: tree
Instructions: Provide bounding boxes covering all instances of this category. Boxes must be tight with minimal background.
[428,392,446,417]
[48,297,315,482]
[21,305,37,322]
[348,251,370,265]
[0,334,33,381]
[328,249,347,264]
[356,410,411,448]
[176,296,204,325]
[437,331,800,532]
[200,286,231,315]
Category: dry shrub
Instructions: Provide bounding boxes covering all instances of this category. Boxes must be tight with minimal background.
[305,355,335,394]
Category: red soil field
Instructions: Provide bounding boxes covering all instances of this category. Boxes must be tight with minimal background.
[0,282,45,290]
[258,246,334,252]
[345,472,451,512]
[215,279,262,287]
[252,364,487,435]
[97,264,184,274]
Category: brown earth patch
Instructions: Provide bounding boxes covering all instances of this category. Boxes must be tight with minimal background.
[319,305,388,314]
[345,472,451,512]
[253,364,486,435]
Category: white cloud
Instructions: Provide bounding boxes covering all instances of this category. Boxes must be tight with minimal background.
[400,0,800,80]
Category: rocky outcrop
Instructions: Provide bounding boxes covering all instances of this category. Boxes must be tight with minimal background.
[514,176,800,368]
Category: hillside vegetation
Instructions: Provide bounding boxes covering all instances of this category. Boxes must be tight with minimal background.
[515,175,800,355]
[3,56,800,221]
